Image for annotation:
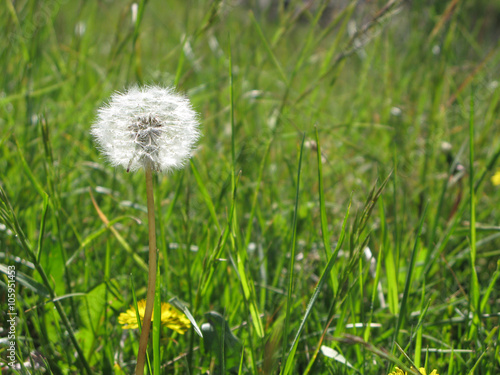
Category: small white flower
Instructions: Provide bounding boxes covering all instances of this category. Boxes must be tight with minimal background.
[390,107,402,117]
[131,3,138,23]
[92,85,200,172]
[74,21,86,36]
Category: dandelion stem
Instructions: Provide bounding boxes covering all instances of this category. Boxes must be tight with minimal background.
[136,165,158,375]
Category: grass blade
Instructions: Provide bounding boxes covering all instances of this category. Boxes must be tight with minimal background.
[280,134,305,370]
[153,260,161,375]
[36,192,50,263]
[314,127,338,294]
[244,138,272,248]
[89,189,148,272]
[190,160,221,232]
[468,90,480,340]
[169,296,203,338]
[285,202,350,375]
[392,203,428,352]
[249,11,288,85]
[0,186,93,374]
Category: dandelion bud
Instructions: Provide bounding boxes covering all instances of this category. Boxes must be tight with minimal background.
[92,85,200,172]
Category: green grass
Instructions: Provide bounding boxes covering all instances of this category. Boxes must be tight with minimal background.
[1,0,500,374]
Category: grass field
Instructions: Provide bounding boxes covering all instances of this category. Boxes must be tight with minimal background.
[1,0,500,374]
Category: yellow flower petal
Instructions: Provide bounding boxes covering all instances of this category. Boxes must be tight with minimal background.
[492,170,500,186]
[117,299,147,329]
[388,367,440,375]
[388,368,406,375]
[159,302,192,334]
[118,299,191,334]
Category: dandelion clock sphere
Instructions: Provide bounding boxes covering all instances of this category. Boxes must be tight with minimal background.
[91,85,200,375]
[91,85,200,172]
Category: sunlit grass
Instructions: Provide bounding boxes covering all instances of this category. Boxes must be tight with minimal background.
[1,0,500,374]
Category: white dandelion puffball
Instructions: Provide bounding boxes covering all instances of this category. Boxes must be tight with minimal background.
[92,85,200,173]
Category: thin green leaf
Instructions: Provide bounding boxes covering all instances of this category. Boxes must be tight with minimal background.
[281,134,305,370]
[468,90,480,340]
[392,203,428,352]
[169,297,203,338]
[190,160,221,232]
[282,200,350,375]
[36,193,50,263]
[0,264,49,297]
[249,11,288,85]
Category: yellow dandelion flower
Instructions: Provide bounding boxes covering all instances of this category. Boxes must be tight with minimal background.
[118,299,191,334]
[388,367,439,375]
[417,369,439,375]
[113,362,126,375]
[492,170,500,186]
[388,367,406,375]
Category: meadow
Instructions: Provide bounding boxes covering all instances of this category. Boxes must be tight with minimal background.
[1,0,500,374]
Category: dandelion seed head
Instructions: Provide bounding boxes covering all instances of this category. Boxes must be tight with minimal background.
[92,85,200,172]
